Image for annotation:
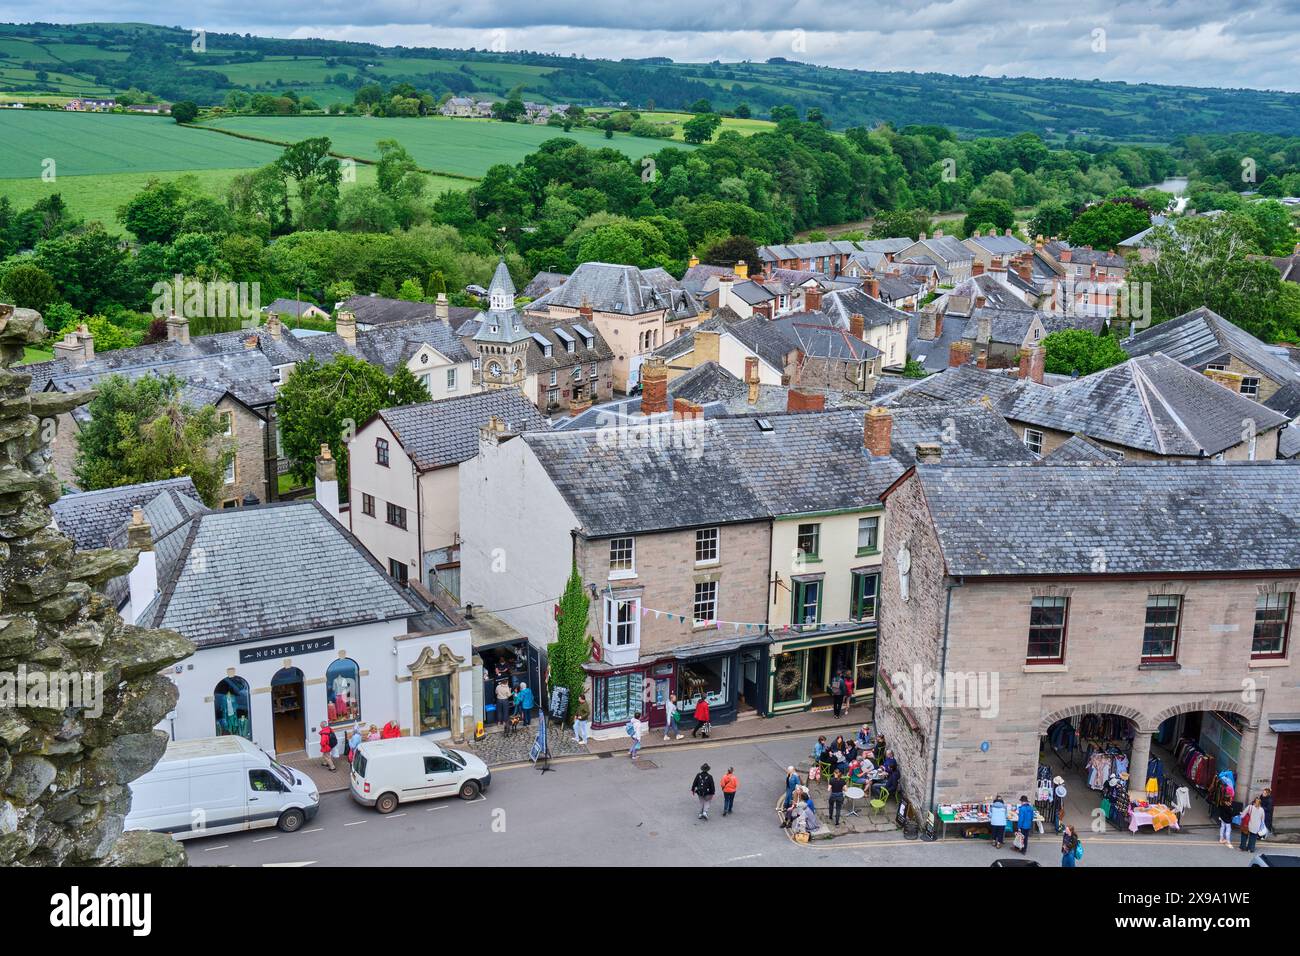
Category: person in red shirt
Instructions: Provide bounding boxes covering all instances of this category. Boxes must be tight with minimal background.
[692,697,711,738]
[720,767,739,816]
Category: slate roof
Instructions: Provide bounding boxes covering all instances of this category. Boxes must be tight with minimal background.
[528,262,703,319]
[459,315,613,373]
[136,501,435,647]
[1001,352,1290,456]
[1061,246,1128,268]
[1039,433,1126,463]
[355,318,473,371]
[376,389,550,472]
[907,236,974,266]
[758,240,861,263]
[820,287,911,330]
[857,238,913,254]
[965,234,1031,256]
[907,310,971,373]
[265,298,324,317]
[51,477,202,550]
[887,403,1036,467]
[883,363,1023,409]
[909,461,1300,577]
[340,294,435,326]
[946,273,1033,313]
[51,349,283,411]
[522,271,571,299]
[1281,417,1300,458]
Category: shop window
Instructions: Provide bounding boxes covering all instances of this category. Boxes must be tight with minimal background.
[603,595,640,648]
[594,672,643,724]
[857,515,879,554]
[1141,594,1182,662]
[326,658,361,725]
[213,676,251,739]
[678,658,729,708]
[772,650,807,706]
[853,637,876,692]
[1253,593,1292,659]
[695,527,719,564]
[376,438,389,466]
[791,578,822,627]
[692,581,718,626]
[417,674,451,735]
[796,523,821,560]
[608,537,635,577]
[1027,596,1068,663]
[851,571,879,622]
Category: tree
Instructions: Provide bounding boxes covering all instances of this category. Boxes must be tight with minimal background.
[28,223,131,313]
[1041,330,1129,377]
[681,113,722,145]
[275,354,428,491]
[1028,200,1074,239]
[700,235,760,269]
[869,208,932,240]
[733,102,751,119]
[548,561,591,720]
[1066,200,1151,250]
[118,179,189,244]
[0,263,58,312]
[962,198,1015,237]
[171,101,199,123]
[73,374,232,506]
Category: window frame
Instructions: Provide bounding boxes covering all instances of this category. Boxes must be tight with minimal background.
[603,594,640,648]
[608,536,635,579]
[361,492,375,517]
[1240,376,1260,398]
[1023,429,1044,457]
[856,515,880,555]
[791,578,823,628]
[692,580,719,627]
[850,570,880,623]
[1026,596,1069,665]
[446,367,457,391]
[694,527,719,565]
[796,522,821,561]
[385,501,407,530]
[376,437,390,467]
[1141,594,1182,663]
[1252,592,1292,660]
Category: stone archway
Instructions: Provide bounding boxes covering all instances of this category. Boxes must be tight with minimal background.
[1150,698,1259,732]
[1038,701,1147,735]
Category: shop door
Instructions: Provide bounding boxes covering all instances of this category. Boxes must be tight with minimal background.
[647,664,674,728]
[1273,733,1300,806]
[271,667,306,756]
[808,647,829,699]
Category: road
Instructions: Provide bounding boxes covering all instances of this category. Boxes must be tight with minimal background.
[192,732,1270,868]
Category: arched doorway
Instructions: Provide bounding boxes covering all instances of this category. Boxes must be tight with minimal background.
[213,676,251,739]
[1041,706,1144,832]
[271,666,306,755]
[1149,701,1258,829]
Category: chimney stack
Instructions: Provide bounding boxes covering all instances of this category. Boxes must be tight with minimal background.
[949,340,972,368]
[786,389,826,413]
[1016,256,1032,282]
[976,311,991,345]
[864,277,880,299]
[934,229,944,238]
[165,309,190,345]
[568,394,593,417]
[688,253,700,268]
[673,397,703,419]
[315,443,340,522]
[849,313,865,340]
[265,312,282,339]
[336,309,357,348]
[75,322,94,362]
[734,260,748,279]
[436,293,449,324]
[919,308,937,341]
[53,328,90,368]
[744,356,760,404]
[915,442,943,464]
[803,287,823,312]
[478,414,508,451]
[864,405,892,457]
[125,506,157,625]
[1058,248,1072,263]
[1004,228,1012,237]
[640,357,669,414]
[971,260,985,277]
[694,329,721,366]
[976,348,988,370]
[717,273,734,312]
[919,231,927,240]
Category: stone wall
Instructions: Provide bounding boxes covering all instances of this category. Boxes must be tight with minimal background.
[0,304,194,867]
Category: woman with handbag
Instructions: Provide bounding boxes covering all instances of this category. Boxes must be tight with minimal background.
[1239,796,1265,852]
[1060,825,1079,867]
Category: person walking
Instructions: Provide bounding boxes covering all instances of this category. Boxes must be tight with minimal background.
[1239,796,1265,852]
[830,670,845,718]
[1060,824,1079,867]
[988,795,1008,848]
[828,769,847,825]
[783,766,801,809]
[625,715,642,759]
[663,693,683,740]
[318,722,336,771]
[1015,795,1035,854]
[691,763,716,820]
[691,696,711,737]
[841,671,855,717]
[516,682,535,726]
[1052,776,1068,832]
[1260,787,1275,839]
[572,693,591,744]
[494,679,511,727]
[1215,796,1235,845]
[721,767,739,816]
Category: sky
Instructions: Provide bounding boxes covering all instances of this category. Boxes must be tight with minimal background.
[12,1,1300,92]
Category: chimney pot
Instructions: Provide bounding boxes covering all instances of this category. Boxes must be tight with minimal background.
[336,309,357,348]
[849,313,865,339]
[976,349,988,370]
[915,442,943,464]
[436,293,449,323]
[971,260,985,277]
[948,340,972,368]
[640,357,669,414]
[803,287,823,312]
[1028,345,1045,384]
[864,405,892,457]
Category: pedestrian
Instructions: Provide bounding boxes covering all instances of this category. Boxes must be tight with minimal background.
[1060,824,1079,867]
[494,679,511,727]
[1052,775,1068,832]
[625,715,642,759]
[663,693,683,740]
[988,795,1007,848]
[692,763,716,820]
[783,766,800,809]
[1239,796,1265,852]
[1015,795,1035,854]
[691,696,711,737]
[842,671,855,717]
[318,722,336,771]
[828,769,847,825]
[1215,796,1235,845]
[830,669,845,718]
[1260,787,1274,839]
[572,693,591,744]
[721,767,739,816]
[516,682,535,726]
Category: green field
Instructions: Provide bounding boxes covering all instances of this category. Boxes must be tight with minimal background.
[0,110,283,178]
[201,114,683,178]
[0,165,471,233]
[639,110,777,141]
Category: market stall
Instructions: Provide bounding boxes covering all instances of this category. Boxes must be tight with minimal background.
[936,802,1044,841]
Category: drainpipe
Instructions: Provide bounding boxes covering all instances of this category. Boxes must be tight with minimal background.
[928,576,962,813]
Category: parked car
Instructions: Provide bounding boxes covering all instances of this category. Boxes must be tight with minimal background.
[990,858,1041,867]
[125,736,319,838]
[1249,852,1300,867]
[349,737,491,813]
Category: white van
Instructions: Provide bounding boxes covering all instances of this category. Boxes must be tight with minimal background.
[125,736,320,838]
[349,737,491,813]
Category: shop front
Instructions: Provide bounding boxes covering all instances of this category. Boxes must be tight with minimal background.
[474,634,545,725]
[764,622,878,715]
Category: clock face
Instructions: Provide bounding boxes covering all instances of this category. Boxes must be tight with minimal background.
[488,362,502,376]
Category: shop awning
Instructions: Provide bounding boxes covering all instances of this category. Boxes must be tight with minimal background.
[674,633,772,660]
[1268,716,1300,733]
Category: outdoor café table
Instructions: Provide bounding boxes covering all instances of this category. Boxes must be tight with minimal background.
[845,786,866,816]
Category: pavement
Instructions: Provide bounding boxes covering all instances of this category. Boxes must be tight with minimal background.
[194,730,1282,868]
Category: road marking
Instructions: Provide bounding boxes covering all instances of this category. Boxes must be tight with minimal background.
[381,813,407,819]
[253,835,278,843]
[727,853,763,861]
[202,845,229,852]
[302,828,324,834]
[262,861,315,867]
[344,820,367,827]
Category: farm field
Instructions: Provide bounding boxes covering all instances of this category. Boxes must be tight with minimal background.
[641,110,777,141]
[201,114,684,177]
[0,165,471,233]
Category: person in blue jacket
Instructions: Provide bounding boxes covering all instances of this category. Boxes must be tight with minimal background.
[988,795,1008,848]
[1016,795,1035,854]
